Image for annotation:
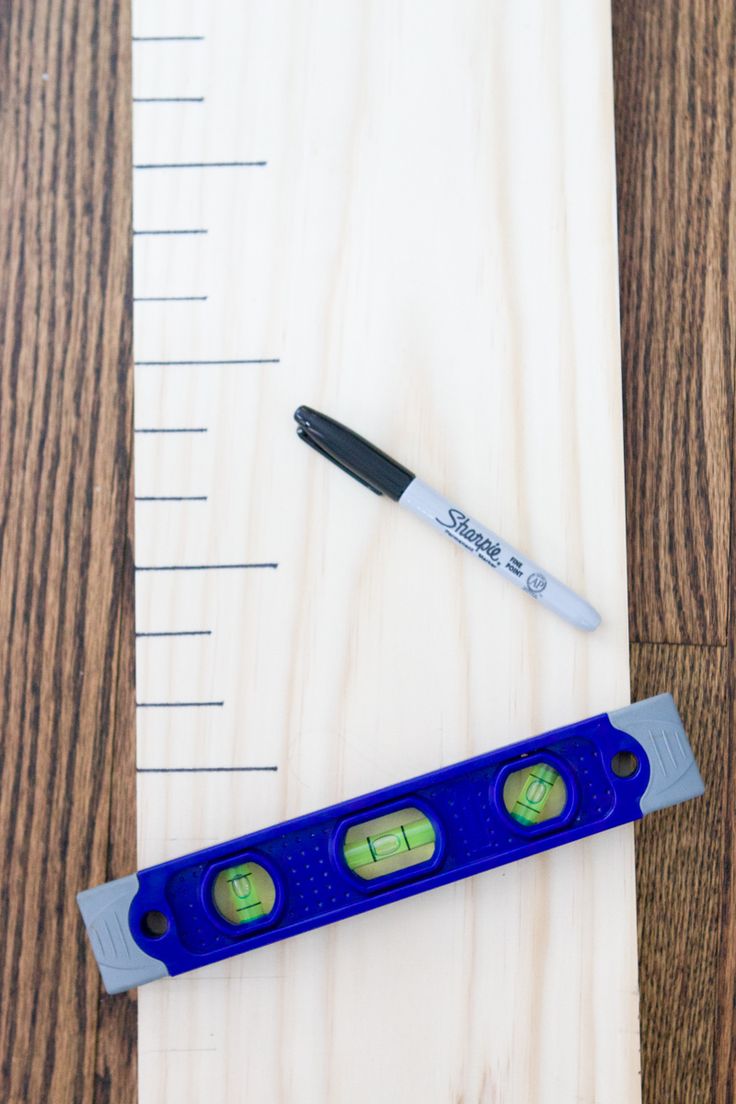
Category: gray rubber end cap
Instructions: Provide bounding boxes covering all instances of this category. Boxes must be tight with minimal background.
[77,874,169,994]
[608,693,704,814]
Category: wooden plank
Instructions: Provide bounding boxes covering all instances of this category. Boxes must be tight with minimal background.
[131,1,637,1101]
[630,643,729,1104]
[0,2,132,1102]
[612,0,734,646]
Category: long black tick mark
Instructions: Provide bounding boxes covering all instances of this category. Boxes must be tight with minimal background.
[135,563,278,572]
[134,496,208,502]
[137,766,278,773]
[133,296,208,303]
[136,701,224,709]
[132,35,205,42]
[133,97,205,104]
[134,358,279,367]
[133,228,207,235]
[133,161,267,170]
[134,427,208,434]
[136,630,212,638]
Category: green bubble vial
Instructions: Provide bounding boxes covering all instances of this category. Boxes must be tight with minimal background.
[504,762,564,826]
[212,862,276,925]
[343,807,436,880]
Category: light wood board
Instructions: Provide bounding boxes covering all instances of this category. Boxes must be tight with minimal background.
[132,2,637,1101]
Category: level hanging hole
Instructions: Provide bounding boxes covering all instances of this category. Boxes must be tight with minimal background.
[343,807,436,881]
[611,750,639,778]
[141,910,169,938]
[212,862,277,925]
[503,762,566,827]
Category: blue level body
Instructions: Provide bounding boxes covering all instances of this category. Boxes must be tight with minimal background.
[78,694,703,994]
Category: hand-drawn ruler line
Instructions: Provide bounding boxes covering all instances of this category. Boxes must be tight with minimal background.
[161,975,286,982]
[136,631,213,638]
[132,35,205,42]
[137,701,224,709]
[137,767,278,774]
[134,358,279,366]
[134,427,208,434]
[133,229,208,236]
[133,296,208,303]
[135,563,278,572]
[134,496,208,502]
[134,97,206,105]
[133,161,267,170]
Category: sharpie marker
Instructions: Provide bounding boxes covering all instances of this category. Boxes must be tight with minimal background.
[294,406,601,632]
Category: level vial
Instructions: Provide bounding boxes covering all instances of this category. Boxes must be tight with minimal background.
[212,862,276,925]
[502,762,564,826]
[343,808,436,880]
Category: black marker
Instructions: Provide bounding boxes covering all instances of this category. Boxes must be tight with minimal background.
[294,406,600,631]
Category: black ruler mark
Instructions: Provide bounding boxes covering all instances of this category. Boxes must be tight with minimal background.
[134,295,208,303]
[133,228,207,236]
[137,701,224,709]
[133,97,205,105]
[135,563,278,572]
[136,630,212,638]
[135,358,279,366]
[134,160,267,170]
[138,766,278,773]
[134,427,208,434]
[133,35,205,42]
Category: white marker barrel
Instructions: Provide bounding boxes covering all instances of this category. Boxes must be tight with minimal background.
[398,479,601,632]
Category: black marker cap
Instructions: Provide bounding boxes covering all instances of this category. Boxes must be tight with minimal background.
[294,406,415,500]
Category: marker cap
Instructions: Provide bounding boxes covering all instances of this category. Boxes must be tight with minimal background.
[294,406,415,499]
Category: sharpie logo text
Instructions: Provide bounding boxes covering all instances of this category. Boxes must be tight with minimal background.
[436,508,502,565]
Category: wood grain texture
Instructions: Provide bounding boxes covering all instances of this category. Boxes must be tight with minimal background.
[94,503,137,1104]
[613,0,734,646]
[131,3,635,1103]
[630,644,730,1104]
[1,2,733,1103]
[614,6,736,1100]
[724,518,736,1104]
[0,2,132,1103]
